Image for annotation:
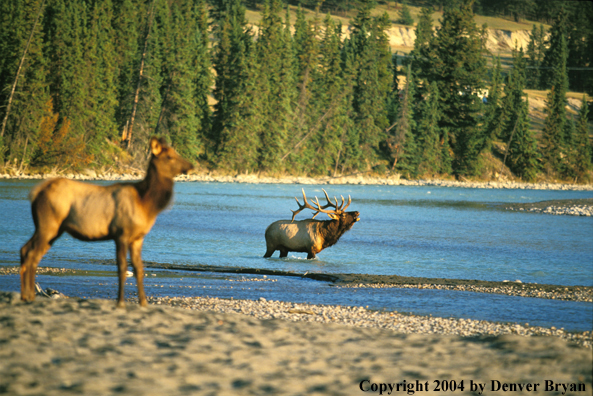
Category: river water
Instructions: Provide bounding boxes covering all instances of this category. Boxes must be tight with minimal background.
[1,179,591,331]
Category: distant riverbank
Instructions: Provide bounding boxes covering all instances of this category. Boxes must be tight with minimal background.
[2,171,593,191]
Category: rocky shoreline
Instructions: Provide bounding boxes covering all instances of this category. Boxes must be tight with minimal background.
[335,282,593,302]
[504,199,593,216]
[144,295,593,348]
[2,171,593,191]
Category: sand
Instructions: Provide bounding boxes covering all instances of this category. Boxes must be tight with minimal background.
[1,292,590,396]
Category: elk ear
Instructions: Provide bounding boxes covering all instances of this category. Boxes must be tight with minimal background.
[150,137,162,156]
[328,213,339,220]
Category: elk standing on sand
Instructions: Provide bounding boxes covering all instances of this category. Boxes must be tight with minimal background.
[264,189,360,259]
[19,137,193,307]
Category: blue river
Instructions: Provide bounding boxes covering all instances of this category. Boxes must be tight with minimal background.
[1,179,591,331]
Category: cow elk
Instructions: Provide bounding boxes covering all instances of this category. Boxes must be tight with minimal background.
[264,189,360,259]
[20,137,193,307]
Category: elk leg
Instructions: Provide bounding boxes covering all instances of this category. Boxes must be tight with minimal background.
[263,249,274,258]
[115,239,128,308]
[129,238,147,307]
[279,249,288,258]
[306,249,317,260]
[20,228,60,301]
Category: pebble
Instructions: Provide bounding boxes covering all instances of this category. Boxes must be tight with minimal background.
[506,204,593,216]
[336,283,593,303]
[144,295,592,349]
[1,173,592,191]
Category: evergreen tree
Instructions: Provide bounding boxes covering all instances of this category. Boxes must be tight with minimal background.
[43,0,89,166]
[396,2,414,26]
[506,94,540,181]
[416,81,442,176]
[429,0,488,176]
[539,8,568,90]
[191,0,213,158]
[212,0,261,172]
[350,4,393,170]
[572,97,592,182]
[158,1,203,161]
[308,14,347,175]
[84,0,119,160]
[541,34,569,176]
[388,65,417,176]
[0,0,51,168]
[217,47,263,173]
[499,47,527,144]
[410,7,435,82]
[256,0,292,173]
[525,24,545,89]
[129,0,164,156]
[479,56,503,152]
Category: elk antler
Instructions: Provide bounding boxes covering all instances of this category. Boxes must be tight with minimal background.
[291,189,352,222]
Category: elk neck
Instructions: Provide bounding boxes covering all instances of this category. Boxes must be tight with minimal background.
[319,218,347,249]
[135,161,174,215]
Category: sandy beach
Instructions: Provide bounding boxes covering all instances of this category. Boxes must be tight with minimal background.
[1,291,591,396]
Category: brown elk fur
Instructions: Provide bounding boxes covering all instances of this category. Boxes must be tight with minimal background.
[20,137,193,307]
[264,211,360,259]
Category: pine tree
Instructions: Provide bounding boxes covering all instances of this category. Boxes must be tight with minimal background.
[192,0,212,158]
[0,0,51,168]
[572,97,592,182]
[212,0,261,172]
[256,0,292,173]
[43,0,89,167]
[506,94,540,182]
[479,56,503,152]
[350,5,393,170]
[526,24,545,89]
[84,0,119,160]
[112,0,145,150]
[541,34,569,176]
[500,47,527,144]
[159,1,203,161]
[308,14,347,175]
[427,0,488,176]
[416,81,442,176]
[388,65,417,177]
[540,8,568,90]
[396,2,414,26]
[410,7,435,83]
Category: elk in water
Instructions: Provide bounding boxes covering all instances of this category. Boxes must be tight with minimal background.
[264,189,360,259]
[20,137,193,307]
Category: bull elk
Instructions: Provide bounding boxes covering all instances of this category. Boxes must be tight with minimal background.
[19,137,193,307]
[264,189,360,259]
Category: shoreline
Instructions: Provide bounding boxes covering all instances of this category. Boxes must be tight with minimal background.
[1,292,590,395]
[2,264,592,302]
[144,294,593,349]
[2,171,593,191]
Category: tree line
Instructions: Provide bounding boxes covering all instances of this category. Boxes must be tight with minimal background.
[0,0,591,181]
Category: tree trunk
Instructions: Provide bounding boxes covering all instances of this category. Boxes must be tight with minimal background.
[0,0,46,140]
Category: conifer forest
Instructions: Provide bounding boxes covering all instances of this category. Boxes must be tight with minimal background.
[0,0,592,182]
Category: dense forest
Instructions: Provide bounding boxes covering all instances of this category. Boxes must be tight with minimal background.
[0,0,592,181]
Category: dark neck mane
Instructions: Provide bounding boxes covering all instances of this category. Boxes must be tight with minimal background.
[135,161,174,214]
[320,219,350,249]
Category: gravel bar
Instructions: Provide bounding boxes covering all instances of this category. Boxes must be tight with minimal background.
[145,295,593,349]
